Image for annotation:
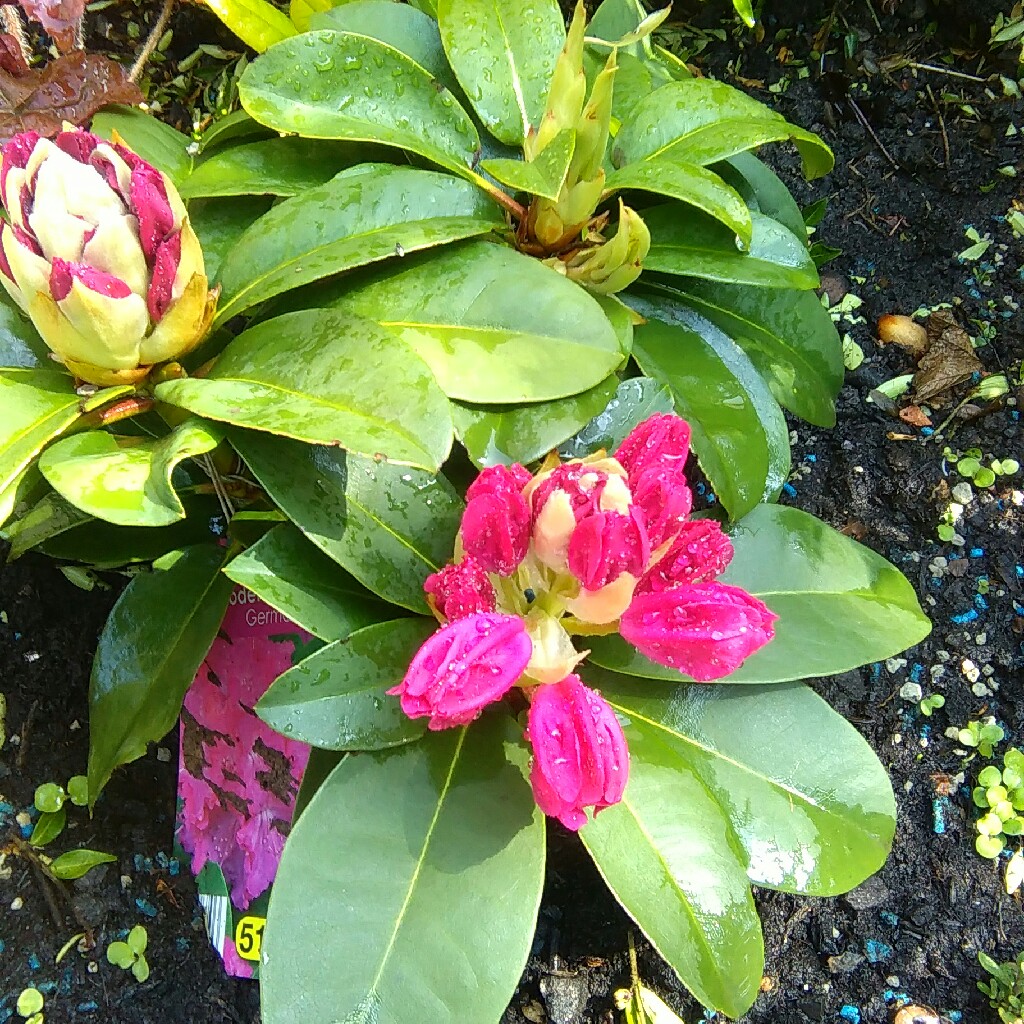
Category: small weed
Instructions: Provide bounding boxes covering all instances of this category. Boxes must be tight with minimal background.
[979,949,1024,1023]
[920,694,946,717]
[16,987,44,1023]
[107,925,150,983]
[973,749,1024,859]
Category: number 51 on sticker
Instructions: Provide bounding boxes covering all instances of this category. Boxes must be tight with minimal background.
[235,916,266,961]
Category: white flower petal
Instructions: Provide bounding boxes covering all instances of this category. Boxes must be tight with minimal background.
[82,214,148,297]
[33,145,125,228]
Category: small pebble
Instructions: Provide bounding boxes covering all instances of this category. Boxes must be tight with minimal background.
[10,896,23,910]
[156,747,171,763]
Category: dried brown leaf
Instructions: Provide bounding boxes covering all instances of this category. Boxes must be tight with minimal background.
[0,51,141,145]
[899,404,933,427]
[0,33,29,76]
[912,311,983,405]
[16,0,84,53]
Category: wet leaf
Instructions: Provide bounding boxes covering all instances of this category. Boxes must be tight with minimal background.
[17,0,85,53]
[913,310,983,406]
[49,848,117,880]
[0,52,141,144]
[201,0,295,52]
[91,105,193,188]
[558,376,674,459]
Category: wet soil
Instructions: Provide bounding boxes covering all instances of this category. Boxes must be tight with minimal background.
[2,1,1024,1022]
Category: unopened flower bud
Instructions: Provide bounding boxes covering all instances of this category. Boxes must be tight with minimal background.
[424,558,496,621]
[460,463,532,575]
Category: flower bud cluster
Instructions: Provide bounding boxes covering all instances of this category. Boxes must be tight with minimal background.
[388,413,777,830]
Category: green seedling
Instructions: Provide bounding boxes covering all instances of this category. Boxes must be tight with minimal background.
[920,694,946,717]
[958,718,1005,758]
[614,932,686,1024]
[16,987,44,1024]
[973,750,1024,860]
[944,446,1020,489]
[979,949,1024,1024]
[107,925,150,983]
[30,775,89,848]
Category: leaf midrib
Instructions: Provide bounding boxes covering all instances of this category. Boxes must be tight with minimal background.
[386,321,621,355]
[1,402,79,489]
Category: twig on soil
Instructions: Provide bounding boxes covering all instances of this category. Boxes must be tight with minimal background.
[847,97,901,170]
[16,699,38,771]
[780,903,814,948]
[129,0,175,82]
[926,84,951,170]
[908,61,987,84]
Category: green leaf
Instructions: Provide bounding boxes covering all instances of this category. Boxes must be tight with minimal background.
[647,279,843,428]
[453,376,618,468]
[257,618,435,749]
[588,504,932,683]
[4,492,91,559]
[0,464,45,532]
[627,297,790,518]
[232,432,462,612]
[38,420,221,527]
[188,196,274,283]
[131,957,150,983]
[331,241,623,403]
[482,130,575,202]
[558,376,674,459]
[224,524,395,641]
[106,941,134,969]
[293,748,346,823]
[197,110,274,154]
[261,711,545,1024]
[604,160,752,244]
[92,106,194,188]
[87,545,233,804]
[581,728,763,1017]
[0,290,48,369]
[213,164,501,324]
[49,849,117,880]
[66,775,88,806]
[29,806,66,847]
[156,308,452,472]
[643,206,819,291]
[716,151,807,239]
[239,30,480,176]
[0,370,83,496]
[590,668,897,896]
[309,1,461,95]
[182,139,371,199]
[128,925,148,955]
[437,0,564,145]
[34,782,66,813]
[202,0,296,51]
[613,79,834,180]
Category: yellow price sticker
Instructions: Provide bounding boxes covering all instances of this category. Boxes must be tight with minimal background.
[234,915,266,962]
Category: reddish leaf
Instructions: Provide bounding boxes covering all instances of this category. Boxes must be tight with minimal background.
[0,33,29,75]
[16,0,84,53]
[0,51,141,144]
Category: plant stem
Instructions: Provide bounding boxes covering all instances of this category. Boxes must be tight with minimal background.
[908,61,987,83]
[130,0,175,82]
[469,172,527,222]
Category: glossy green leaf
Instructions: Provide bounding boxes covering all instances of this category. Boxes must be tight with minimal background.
[588,503,932,684]
[453,375,618,468]
[213,164,501,324]
[232,431,462,612]
[645,278,843,428]
[198,110,274,154]
[257,618,435,749]
[261,711,544,1024]
[332,241,623,403]
[581,727,763,1017]
[38,420,221,527]
[627,297,790,518]
[50,849,118,880]
[293,748,346,823]
[558,376,674,460]
[482,130,574,202]
[0,463,45,531]
[289,0,330,31]
[182,139,369,199]
[4,491,91,559]
[30,807,66,847]
[594,293,636,359]
[590,668,897,896]
[644,206,818,290]
[224,524,395,641]
[437,0,564,145]
[203,0,295,51]
[0,292,48,369]
[87,545,233,803]
[613,79,834,180]
[156,308,452,471]
[239,31,480,176]
[0,371,82,496]
[310,1,461,95]
[92,106,194,188]
[717,151,806,241]
[604,160,752,244]
[188,196,274,282]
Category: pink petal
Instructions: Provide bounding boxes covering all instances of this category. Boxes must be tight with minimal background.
[130,165,175,263]
[460,490,531,576]
[147,231,180,321]
[616,413,691,484]
[53,128,102,165]
[466,462,531,502]
[636,519,734,594]
[1,131,40,202]
[630,466,693,549]
[49,256,132,302]
[424,558,496,622]
[567,509,649,590]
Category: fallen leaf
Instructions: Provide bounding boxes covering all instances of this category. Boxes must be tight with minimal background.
[16,0,85,54]
[0,51,141,144]
[899,404,932,427]
[0,33,29,76]
[912,311,983,406]
[840,519,868,540]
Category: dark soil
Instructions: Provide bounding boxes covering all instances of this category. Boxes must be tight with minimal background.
[2,1,1024,1022]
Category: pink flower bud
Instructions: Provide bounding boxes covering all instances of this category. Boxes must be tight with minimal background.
[50,257,132,301]
[388,613,531,730]
[615,413,691,484]
[461,464,532,576]
[567,509,649,590]
[619,581,777,681]
[635,520,733,595]
[627,466,693,550]
[424,558,496,622]
[526,675,629,831]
